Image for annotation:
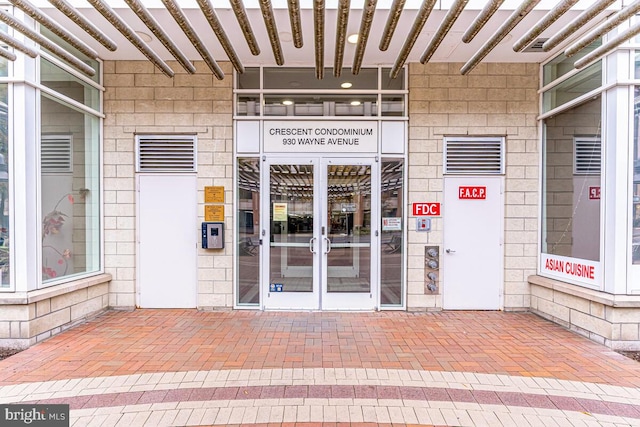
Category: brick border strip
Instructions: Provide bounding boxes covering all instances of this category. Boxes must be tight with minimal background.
[28,385,640,419]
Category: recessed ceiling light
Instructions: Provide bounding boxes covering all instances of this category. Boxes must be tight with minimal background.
[341,82,353,89]
[350,101,361,106]
[280,31,293,42]
[135,31,152,42]
[282,100,294,106]
[347,34,358,44]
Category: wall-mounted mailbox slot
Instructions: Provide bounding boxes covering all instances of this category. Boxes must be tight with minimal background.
[202,222,224,249]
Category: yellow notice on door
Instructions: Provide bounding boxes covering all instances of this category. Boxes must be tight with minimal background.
[204,186,224,203]
[273,203,288,221]
[205,205,224,222]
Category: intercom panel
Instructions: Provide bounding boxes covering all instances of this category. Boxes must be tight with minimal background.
[202,222,224,249]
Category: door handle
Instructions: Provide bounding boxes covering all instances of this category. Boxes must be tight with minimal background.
[324,237,332,254]
[309,237,316,253]
[446,249,456,254]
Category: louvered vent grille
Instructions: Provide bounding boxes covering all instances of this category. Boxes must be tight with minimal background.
[41,134,72,173]
[136,135,196,172]
[574,137,601,175]
[444,138,504,174]
[523,38,548,52]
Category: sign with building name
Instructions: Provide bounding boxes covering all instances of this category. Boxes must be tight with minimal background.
[459,186,486,199]
[589,186,601,200]
[412,202,441,216]
[273,203,288,221]
[205,186,224,203]
[205,205,224,222]
[540,253,601,287]
[264,121,378,153]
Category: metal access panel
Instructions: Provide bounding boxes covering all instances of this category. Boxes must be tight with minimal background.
[202,222,224,249]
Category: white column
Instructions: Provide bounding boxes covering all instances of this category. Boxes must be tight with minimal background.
[603,49,633,294]
[10,11,40,292]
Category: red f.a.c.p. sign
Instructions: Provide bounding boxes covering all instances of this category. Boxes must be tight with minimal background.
[412,202,441,216]
[459,186,486,199]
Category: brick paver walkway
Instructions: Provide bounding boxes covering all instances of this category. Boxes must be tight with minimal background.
[1,310,640,426]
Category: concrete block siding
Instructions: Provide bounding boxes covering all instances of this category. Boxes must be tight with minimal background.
[1,60,638,350]
[407,62,539,311]
[103,60,234,310]
[100,59,640,350]
[0,274,110,348]
[530,275,640,350]
[103,60,539,313]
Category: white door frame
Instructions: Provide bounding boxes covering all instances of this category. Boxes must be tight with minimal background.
[443,175,504,310]
[262,157,320,310]
[320,157,378,310]
[136,173,198,308]
[261,156,379,310]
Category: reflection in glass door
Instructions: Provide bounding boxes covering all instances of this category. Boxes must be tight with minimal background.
[322,159,377,310]
[264,160,319,309]
[263,158,378,310]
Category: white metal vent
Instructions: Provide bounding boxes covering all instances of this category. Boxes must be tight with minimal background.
[444,137,504,175]
[136,135,196,172]
[523,38,548,52]
[41,134,73,173]
[574,136,601,175]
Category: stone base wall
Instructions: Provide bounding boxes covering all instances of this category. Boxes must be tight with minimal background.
[529,275,640,350]
[0,274,111,349]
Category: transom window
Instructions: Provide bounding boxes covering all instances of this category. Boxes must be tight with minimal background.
[235,67,406,118]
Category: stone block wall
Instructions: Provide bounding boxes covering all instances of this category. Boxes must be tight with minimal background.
[103,60,539,311]
[530,275,640,350]
[407,62,539,311]
[103,60,234,309]
[0,274,110,349]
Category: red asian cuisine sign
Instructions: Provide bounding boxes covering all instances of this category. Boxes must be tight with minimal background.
[459,186,486,199]
[540,253,600,286]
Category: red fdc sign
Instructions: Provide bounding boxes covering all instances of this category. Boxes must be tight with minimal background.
[459,186,486,199]
[589,186,600,200]
[412,202,441,216]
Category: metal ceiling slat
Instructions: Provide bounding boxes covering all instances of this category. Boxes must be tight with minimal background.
[17,1,631,81]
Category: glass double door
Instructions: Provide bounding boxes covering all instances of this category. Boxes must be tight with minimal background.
[264,157,378,310]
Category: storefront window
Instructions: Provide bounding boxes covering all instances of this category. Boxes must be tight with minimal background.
[237,67,260,89]
[542,95,602,262]
[41,58,100,111]
[41,94,100,283]
[237,157,260,304]
[237,94,260,116]
[0,84,8,288]
[236,67,405,117]
[632,87,640,264]
[0,20,8,78]
[263,67,378,90]
[542,61,602,112]
[264,95,378,117]
[380,159,403,306]
[381,95,404,116]
[543,39,601,86]
[40,27,100,83]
